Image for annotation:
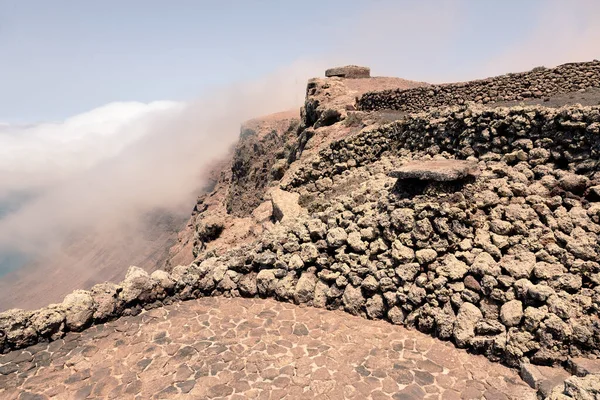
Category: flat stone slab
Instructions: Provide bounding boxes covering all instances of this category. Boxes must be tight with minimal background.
[520,363,571,398]
[325,65,370,79]
[568,357,600,377]
[0,297,535,399]
[390,160,481,182]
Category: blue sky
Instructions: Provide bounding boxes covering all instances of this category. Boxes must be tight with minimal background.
[2,0,599,122]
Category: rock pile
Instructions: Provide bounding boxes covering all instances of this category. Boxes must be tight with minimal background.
[286,104,600,191]
[357,61,600,112]
[0,266,177,352]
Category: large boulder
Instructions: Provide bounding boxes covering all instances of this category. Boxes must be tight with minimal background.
[391,208,415,232]
[90,282,122,321]
[559,173,590,194]
[0,309,36,350]
[469,251,501,276]
[195,216,224,243]
[366,294,385,319]
[500,300,524,327]
[387,306,405,325]
[238,273,258,297]
[343,285,365,316]
[453,302,482,347]
[391,240,415,263]
[327,227,348,248]
[31,305,65,340]
[313,280,329,308]
[437,254,468,280]
[120,266,155,304]
[500,247,536,279]
[62,290,95,332]
[256,269,278,295]
[300,243,319,263]
[294,272,317,304]
[347,231,367,252]
[271,188,304,222]
[151,270,176,294]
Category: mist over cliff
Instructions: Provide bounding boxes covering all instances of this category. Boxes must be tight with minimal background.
[0,61,324,307]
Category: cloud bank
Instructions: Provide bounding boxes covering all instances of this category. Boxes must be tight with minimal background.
[0,60,323,308]
[0,101,181,197]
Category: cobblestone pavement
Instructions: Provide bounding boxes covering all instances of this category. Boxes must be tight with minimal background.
[0,298,536,399]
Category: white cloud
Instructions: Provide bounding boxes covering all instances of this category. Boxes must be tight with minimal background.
[0,59,319,262]
[0,101,183,195]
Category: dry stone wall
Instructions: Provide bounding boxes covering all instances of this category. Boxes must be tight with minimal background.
[357,61,600,112]
[286,104,600,190]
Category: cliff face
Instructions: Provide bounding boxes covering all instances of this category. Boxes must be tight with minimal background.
[162,110,301,269]
[226,111,300,217]
[163,75,428,269]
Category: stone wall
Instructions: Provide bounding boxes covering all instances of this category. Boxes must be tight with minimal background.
[2,104,598,374]
[357,61,600,112]
[286,104,600,189]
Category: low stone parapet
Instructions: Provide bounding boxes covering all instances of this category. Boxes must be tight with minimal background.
[357,60,600,112]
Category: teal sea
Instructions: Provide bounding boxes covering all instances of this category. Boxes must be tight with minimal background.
[0,192,34,277]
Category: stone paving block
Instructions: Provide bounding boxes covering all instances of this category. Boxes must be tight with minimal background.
[0,298,536,399]
[520,363,571,398]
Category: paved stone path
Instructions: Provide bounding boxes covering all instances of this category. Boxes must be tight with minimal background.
[0,298,536,399]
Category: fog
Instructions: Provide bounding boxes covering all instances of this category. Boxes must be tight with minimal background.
[0,60,325,308]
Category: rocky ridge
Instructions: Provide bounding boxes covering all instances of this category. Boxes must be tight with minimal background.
[358,60,600,113]
[2,62,600,399]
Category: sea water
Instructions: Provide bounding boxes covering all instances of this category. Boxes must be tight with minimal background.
[0,192,34,277]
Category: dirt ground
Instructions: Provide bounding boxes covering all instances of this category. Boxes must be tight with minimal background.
[490,87,600,108]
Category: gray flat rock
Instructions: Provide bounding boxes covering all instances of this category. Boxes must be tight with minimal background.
[520,363,571,397]
[389,160,480,182]
[568,357,600,377]
[325,65,370,79]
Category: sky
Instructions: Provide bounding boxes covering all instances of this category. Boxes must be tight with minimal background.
[0,0,598,286]
[1,0,599,122]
